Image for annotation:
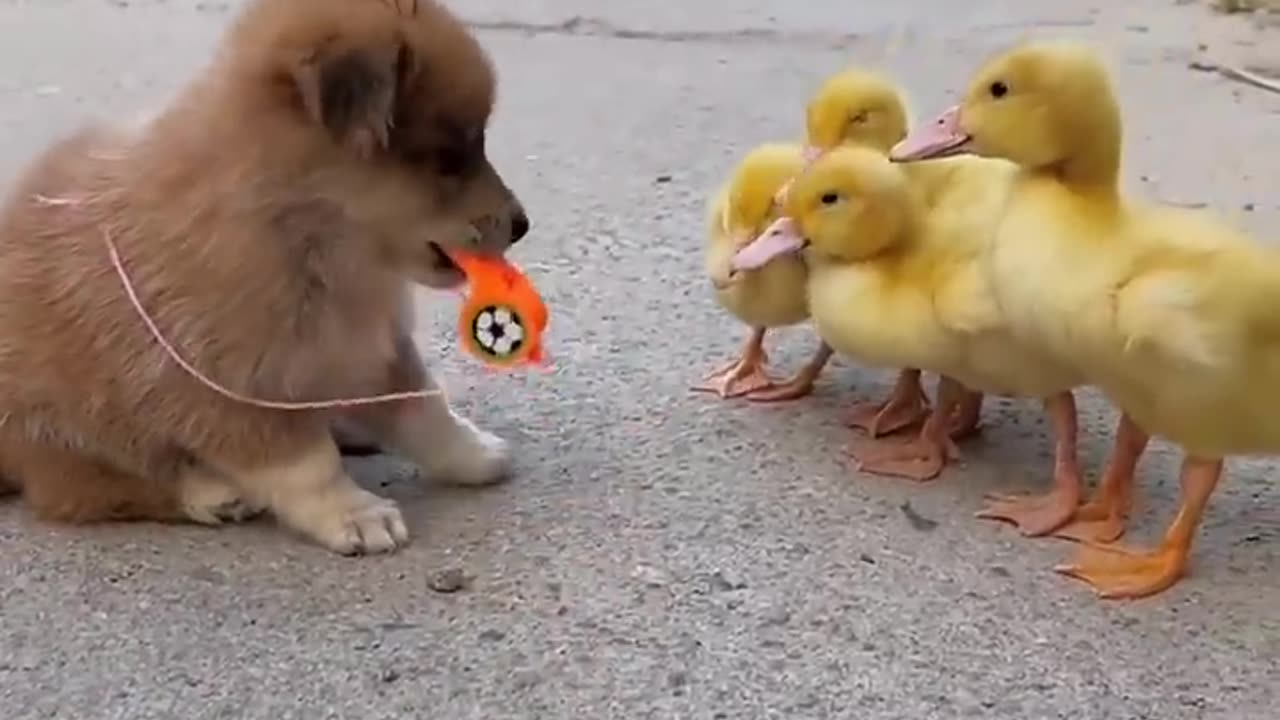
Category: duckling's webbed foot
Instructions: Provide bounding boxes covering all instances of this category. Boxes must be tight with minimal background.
[978,486,1080,537]
[843,368,929,437]
[745,343,835,403]
[691,328,778,399]
[850,430,958,481]
[976,391,1084,536]
[1055,542,1188,600]
[850,376,965,482]
[1056,450,1221,601]
[1052,413,1148,544]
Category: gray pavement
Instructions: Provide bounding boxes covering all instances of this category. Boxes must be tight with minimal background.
[1,1,1278,718]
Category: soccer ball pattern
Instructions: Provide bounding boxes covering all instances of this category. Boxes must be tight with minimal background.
[471,304,525,359]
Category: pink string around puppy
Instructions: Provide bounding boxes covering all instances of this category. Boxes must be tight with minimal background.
[37,193,445,410]
[104,229,445,409]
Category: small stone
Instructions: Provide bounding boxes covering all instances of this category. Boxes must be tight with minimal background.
[428,567,471,593]
[478,628,506,642]
[655,174,673,184]
[760,605,792,627]
[1243,202,1256,211]
[989,565,1011,577]
[859,553,876,564]
[707,570,747,592]
[632,564,669,587]
[380,668,401,683]
[512,669,542,690]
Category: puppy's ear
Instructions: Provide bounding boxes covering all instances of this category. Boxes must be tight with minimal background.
[292,42,407,158]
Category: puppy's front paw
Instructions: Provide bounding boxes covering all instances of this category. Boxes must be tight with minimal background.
[290,484,409,556]
[423,417,512,487]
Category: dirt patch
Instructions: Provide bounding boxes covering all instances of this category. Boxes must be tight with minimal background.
[1210,0,1280,12]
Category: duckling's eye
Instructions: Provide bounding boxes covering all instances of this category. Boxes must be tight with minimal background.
[850,111,869,124]
[989,81,1009,99]
[820,192,840,206]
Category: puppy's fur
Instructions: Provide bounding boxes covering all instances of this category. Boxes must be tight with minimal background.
[0,0,530,554]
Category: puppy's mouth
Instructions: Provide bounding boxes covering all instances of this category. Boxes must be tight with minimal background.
[426,242,467,288]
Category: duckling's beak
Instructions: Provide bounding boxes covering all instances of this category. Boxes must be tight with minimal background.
[731,217,807,272]
[889,105,972,162]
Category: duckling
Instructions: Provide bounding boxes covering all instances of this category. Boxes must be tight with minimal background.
[696,70,919,403]
[891,40,1280,598]
[732,146,1084,482]
[777,67,986,435]
[693,142,823,399]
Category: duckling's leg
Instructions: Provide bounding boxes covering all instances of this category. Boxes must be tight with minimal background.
[842,368,930,437]
[745,343,834,403]
[850,375,964,481]
[1055,456,1221,600]
[975,391,1084,536]
[691,327,778,398]
[947,390,985,440]
[1053,413,1150,543]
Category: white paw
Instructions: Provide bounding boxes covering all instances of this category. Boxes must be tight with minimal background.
[292,485,409,556]
[421,416,512,487]
[179,470,264,526]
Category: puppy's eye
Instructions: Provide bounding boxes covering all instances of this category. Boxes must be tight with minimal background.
[820,192,840,206]
[401,147,431,166]
[435,146,470,176]
[989,81,1009,99]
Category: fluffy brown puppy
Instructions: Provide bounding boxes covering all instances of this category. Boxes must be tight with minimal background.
[0,0,531,555]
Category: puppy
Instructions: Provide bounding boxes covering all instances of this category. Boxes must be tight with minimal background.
[0,0,530,555]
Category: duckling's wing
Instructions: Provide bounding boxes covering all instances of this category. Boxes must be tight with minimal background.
[933,261,1005,337]
[1112,211,1266,371]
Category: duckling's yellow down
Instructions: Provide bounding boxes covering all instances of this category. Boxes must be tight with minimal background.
[789,148,1082,401]
[706,143,811,330]
[888,39,1280,598]
[939,42,1280,457]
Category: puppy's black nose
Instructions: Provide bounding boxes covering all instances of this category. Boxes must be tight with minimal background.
[510,210,530,244]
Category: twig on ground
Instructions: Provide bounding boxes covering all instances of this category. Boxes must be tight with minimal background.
[1189,59,1280,95]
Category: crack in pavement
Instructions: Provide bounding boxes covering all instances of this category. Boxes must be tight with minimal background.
[464,15,1100,47]
[464,16,867,46]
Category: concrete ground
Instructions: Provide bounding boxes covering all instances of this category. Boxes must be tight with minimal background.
[1,1,1278,718]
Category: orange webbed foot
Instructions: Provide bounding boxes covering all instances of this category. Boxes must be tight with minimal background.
[691,356,777,399]
[745,343,834,404]
[692,329,777,399]
[843,369,929,437]
[1054,541,1187,600]
[1050,502,1127,544]
[976,486,1079,537]
[977,391,1089,537]
[850,431,959,482]
[1055,454,1221,601]
[744,374,814,403]
[849,378,965,482]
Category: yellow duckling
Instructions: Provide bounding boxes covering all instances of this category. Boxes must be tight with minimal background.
[732,146,1085,482]
[892,40,1280,599]
[695,143,818,398]
[796,67,911,171]
[781,67,940,432]
[695,70,915,402]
